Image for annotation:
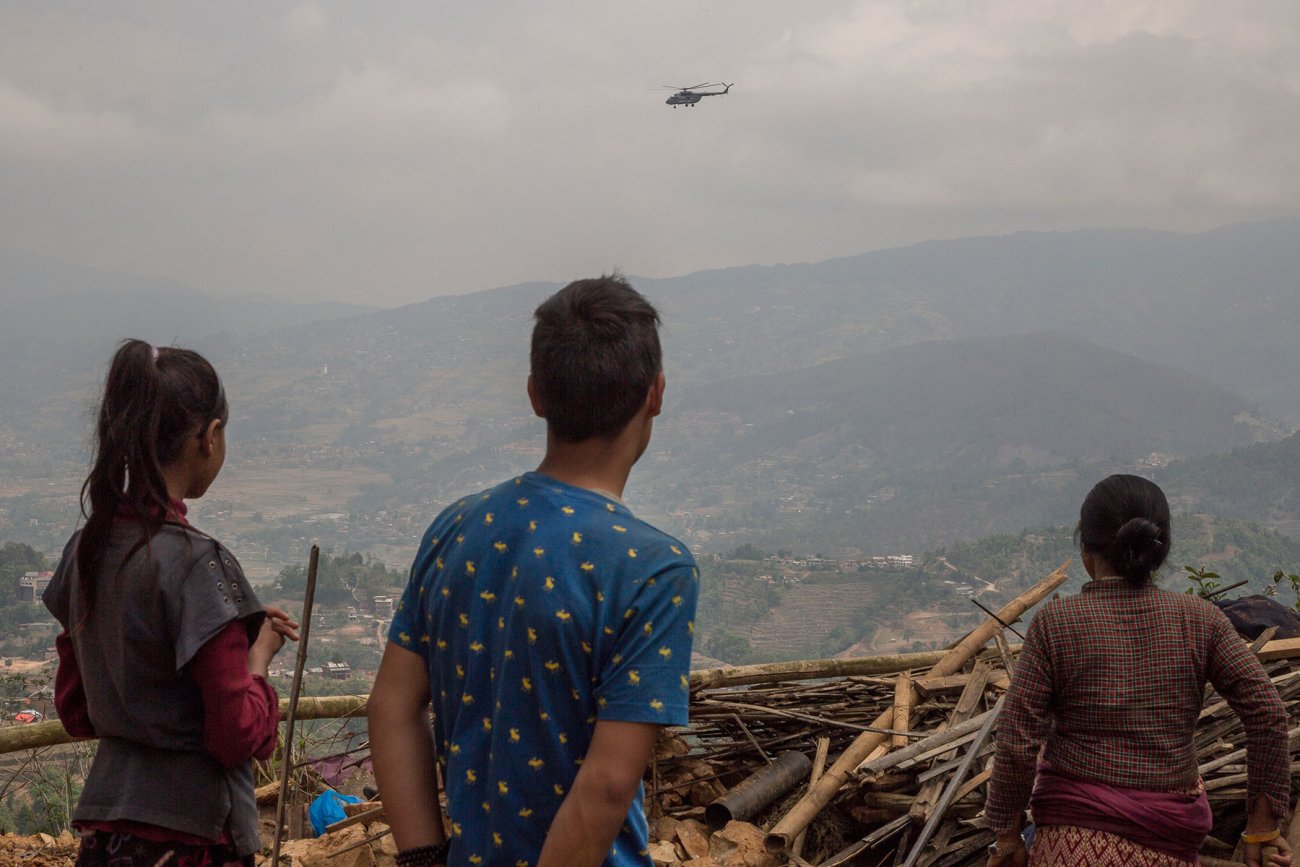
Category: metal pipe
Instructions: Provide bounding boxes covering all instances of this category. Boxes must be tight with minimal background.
[705,750,812,830]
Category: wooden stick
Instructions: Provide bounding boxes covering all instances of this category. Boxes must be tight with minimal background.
[694,698,926,738]
[854,712,993,775]
[325,806,386,833]
[1199,726,1300,776]
[326,827,392,858]
[991,626,1016,676]
[900,695,1004,867]
[689,649,955,690]
[763,561,1069,853]
[733,714,771,763]
[0,695,368,756]
[791,737,830,861]
[892,673,912,750]
[272,544,320,866]
[911,660,992,820]
[952,767,993,802]
[1257,637,1300,661]
[819,815,911,867]
[970,598,1025,640]
[1251,627,1280,656]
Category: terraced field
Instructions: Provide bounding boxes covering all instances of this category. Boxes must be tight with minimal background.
[717,572,883,660]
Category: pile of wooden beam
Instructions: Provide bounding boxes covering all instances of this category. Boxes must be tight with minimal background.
[644,565,1300,867]
[9,556,1300,867]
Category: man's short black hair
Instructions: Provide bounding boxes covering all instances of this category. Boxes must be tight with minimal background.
[530,275,662,442]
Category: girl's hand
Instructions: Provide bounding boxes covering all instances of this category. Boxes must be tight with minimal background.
[249,607,300,674]
[264,606,301,643]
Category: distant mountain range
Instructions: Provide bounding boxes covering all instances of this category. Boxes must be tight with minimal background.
[0,245,373,427]
[3,220,1300,561]
[648,332,1274,553]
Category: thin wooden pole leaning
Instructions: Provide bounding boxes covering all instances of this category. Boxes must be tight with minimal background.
[763,560,1070,854]
[271,544,320,866]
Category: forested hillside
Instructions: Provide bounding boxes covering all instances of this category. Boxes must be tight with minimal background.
[692,514,1300,664]
[1158,432,1300,538]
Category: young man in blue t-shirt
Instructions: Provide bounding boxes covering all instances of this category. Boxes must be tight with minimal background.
[371,276,699,867]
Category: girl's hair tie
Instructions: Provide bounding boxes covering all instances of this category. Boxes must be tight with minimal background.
[150,345,160,362]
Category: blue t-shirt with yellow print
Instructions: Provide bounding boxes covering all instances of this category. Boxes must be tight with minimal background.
[388,472,699,867]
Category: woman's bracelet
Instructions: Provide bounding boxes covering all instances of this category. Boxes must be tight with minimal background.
[1242,828,1281,845]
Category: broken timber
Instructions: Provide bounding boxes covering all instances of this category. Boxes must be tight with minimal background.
[763,560,1071,853]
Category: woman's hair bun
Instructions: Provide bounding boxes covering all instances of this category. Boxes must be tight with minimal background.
[1112,517,1168,582]
[1077,475,1172,585]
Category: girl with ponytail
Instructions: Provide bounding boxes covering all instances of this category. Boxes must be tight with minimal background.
[986,475,1292,867]
[44,340,298,867]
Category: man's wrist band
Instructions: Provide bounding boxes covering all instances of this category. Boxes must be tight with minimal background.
[395,842,450,867]
[1242,828,1281,844]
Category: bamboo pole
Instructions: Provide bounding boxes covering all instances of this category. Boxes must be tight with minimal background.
[689,649,954,690]
[0,720,77,754]
[272,544,320,867]
[763,561,1070,853]
[891,673,912,750]
[286,694,369,721]
[0,694,370,755]
[791,737,829,860]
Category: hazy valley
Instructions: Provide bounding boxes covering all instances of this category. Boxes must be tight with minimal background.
[5,220,1300,664]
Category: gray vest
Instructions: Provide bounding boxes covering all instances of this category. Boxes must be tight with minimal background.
[45,524,267,856]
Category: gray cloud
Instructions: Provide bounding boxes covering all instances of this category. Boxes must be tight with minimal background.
[2,1,1298,305]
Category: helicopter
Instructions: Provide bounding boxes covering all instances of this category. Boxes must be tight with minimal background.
[663,82,733,107]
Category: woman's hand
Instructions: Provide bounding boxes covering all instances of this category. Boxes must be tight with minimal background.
[985,832,1028,867]
[1246,837,1292,867]
[1244,797,1292,867]
[248,606,300,675]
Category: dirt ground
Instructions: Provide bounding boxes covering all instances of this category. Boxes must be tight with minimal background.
[840,609,960,656]
[0,832,78,867]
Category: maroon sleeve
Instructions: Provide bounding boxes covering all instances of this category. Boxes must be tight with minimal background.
[1205,609,1292,819]
[54,632,96,737]
[985,609,1055,832]
[189,620,281,768]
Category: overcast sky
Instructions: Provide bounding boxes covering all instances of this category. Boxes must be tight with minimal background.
[3,1,1299,306]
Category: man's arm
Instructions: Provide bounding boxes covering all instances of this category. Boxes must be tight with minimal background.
[370,640,445,851]
[536,720,659,867]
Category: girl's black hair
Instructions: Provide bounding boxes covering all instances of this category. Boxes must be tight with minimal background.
[76,340,228,612]
[1076,474,1172,585]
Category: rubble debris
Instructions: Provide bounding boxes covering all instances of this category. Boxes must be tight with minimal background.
[0,832,78,867]
[644,564,1300,865]
[9,564,1300,866]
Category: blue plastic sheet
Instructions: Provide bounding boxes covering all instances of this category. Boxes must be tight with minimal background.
[309,789,365,836]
